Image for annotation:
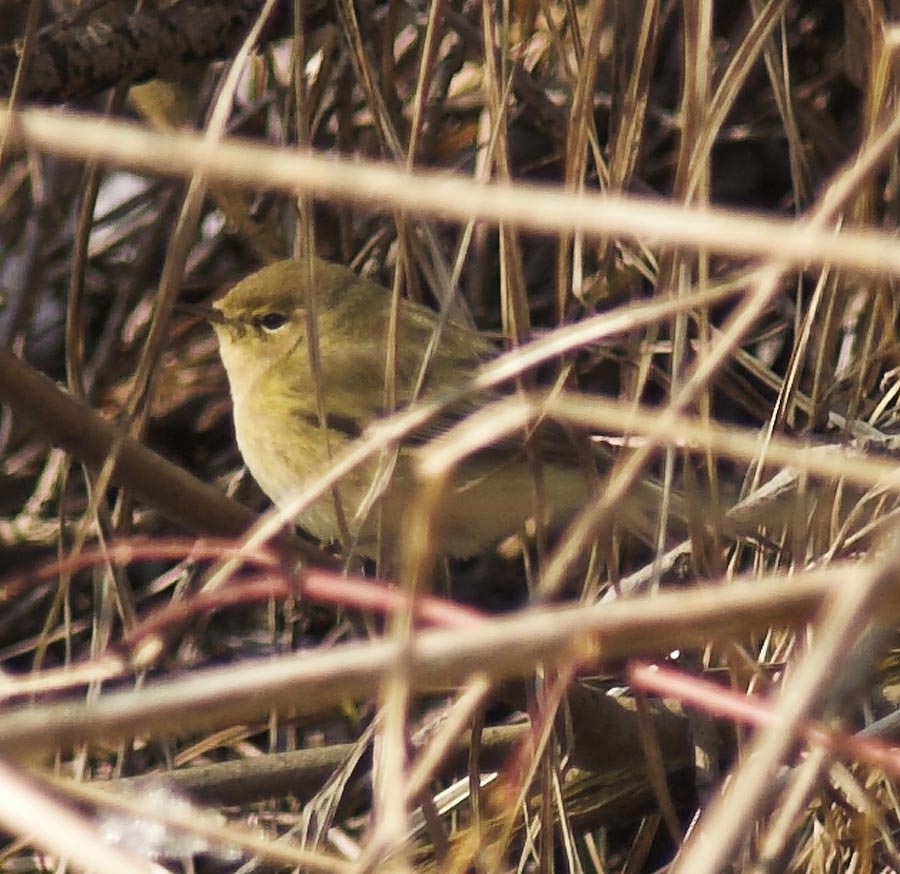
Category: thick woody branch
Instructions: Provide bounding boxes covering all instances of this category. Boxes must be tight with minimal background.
[0,0,323,103]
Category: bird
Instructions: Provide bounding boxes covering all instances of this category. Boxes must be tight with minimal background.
[211,257,650,559]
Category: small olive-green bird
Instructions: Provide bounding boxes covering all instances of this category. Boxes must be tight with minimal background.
[212,258,650,558]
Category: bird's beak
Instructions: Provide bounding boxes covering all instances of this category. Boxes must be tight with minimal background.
[175,301,224,325]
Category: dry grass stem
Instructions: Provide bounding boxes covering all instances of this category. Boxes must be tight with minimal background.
[4,3,900,871]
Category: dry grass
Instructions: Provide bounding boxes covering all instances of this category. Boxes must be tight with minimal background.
[2,1,900,872]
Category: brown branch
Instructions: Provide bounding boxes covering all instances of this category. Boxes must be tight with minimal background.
[111,708,692,814]
[116,724,531,806]
[0,346,328,566]
[0,0,325,103]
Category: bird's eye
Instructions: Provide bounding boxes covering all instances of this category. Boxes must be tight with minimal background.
[257,312,288,332]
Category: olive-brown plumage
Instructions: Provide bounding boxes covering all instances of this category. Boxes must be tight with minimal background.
[213,258,595,557]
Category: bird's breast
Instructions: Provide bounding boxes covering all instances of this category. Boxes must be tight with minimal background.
[232,386,326,503]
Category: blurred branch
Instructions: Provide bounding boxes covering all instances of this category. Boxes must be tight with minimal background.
[0,561,867,758]
[5,107,900,280]
[0,346,327,565]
